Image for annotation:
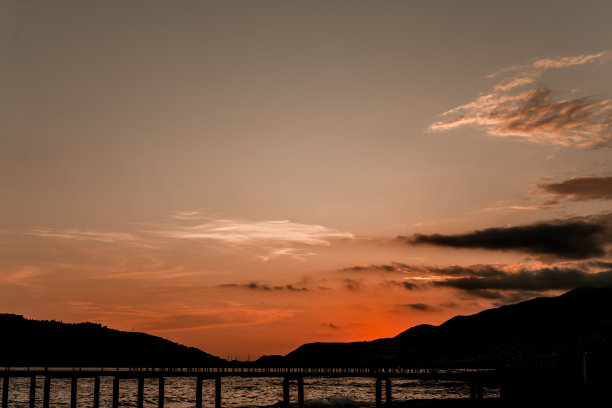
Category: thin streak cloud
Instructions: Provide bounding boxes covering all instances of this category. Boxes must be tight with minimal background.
[28,228,136,242]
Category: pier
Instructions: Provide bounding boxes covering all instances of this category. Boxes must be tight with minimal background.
[1,367,496,408]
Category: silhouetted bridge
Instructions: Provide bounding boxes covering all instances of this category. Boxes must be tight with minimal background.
[1,367,497,408]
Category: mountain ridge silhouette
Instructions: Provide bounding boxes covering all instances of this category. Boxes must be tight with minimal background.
[259,285,612,367]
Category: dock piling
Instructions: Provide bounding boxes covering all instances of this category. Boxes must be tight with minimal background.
[158,377,165,408]
[375,378,382,408]
[137,377,144,408]
[297,377,304,408]
[93,376,100,408]
[477,384,484,399]
[195,376,203,408]
[112,376,119,408]
[2,376,8,408]
[282,377,290,407]
[215,376,221,408]
[71,377,77,408]
[43,376,50,408]
[29,376,36,408]
[385,378,392,407]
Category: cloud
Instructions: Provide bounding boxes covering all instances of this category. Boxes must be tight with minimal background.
[28,211,355,264]
[343,278,362,291]
[380,279,421,290]
[479,204,557,213]
[430,51,612,147]
[159,212,354,261]
[340,262,419,274]
[165,216,353,245]
[539,176,612,200]
[402,303,439,312]
[432,266,612,292]
[405,219,609,259]
[28,228,135,243]
[63,302,298,332]
[220,282,308,292]
[340,257,612,304]
[402,281,419,290]
[390,261,612,302]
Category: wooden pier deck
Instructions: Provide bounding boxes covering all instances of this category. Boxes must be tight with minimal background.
[1,367,497,408]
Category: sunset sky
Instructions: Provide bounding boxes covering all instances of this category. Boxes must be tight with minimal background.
[2,1,612,360]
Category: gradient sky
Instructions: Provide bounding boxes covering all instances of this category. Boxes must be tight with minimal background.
[2,0,612,359]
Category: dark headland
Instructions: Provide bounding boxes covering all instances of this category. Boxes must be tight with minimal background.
[0,314,224,367]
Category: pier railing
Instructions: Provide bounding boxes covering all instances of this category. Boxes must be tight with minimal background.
[1,367,496,408]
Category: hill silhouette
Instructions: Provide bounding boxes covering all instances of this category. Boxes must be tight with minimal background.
[3,286,611,370]
[258,286,612,368]
[0,314,224,367]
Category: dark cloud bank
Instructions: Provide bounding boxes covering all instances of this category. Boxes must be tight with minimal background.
[403,216,612,260]
[343,261,612,303]
[539,176,612,200]
[431,265,612,292]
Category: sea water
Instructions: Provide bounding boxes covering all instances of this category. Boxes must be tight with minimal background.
[0,376,498,407]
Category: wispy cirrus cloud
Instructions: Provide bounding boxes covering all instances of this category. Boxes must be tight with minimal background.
[539,176,612,200]
[21,211,354,262]
[63,301,299,332]
[28,228,136,242]
[158,212,354,261]
[430,51,612,147]
[164,217,353,246]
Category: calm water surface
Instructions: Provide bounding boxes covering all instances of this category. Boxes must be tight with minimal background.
[1,376,498,407]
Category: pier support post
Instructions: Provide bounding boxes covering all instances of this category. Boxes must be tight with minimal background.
[282,377,290,408]
[385,378,392,407]
[71,377,78,408]
[2,376,8,408]
[469,382,476,400]
[29,376,36,408]
[93,377,100,408]
[375,378,382,408]
[215,376,221,408]
[298,377,304,408]
[158,377,165,408]
[477,384,484,399]
[112,376,119,408]
[195,376,203,408]
[43,376,50,408]
[137,377,144,408]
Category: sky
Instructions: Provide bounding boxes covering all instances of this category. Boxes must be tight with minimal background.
[2,0,612,360]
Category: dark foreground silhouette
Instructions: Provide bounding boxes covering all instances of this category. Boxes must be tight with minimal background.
[0,314,224,367]
[1,286,611,405]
